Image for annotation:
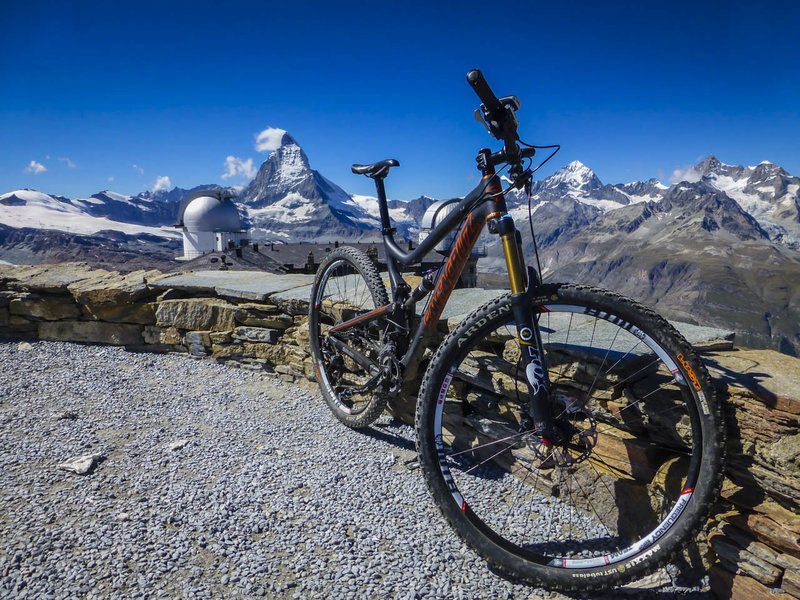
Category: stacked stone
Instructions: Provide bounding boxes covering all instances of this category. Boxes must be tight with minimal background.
[0,263,315,384]
[703,349,800,599]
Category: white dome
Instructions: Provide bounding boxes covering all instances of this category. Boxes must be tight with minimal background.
[182,195,242,232]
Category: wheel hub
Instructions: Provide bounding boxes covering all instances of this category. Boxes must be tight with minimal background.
[522,393,598,467]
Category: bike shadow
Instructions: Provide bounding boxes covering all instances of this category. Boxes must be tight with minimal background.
[359,417,417,453]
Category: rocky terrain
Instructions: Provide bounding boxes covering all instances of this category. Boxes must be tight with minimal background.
[2,262,800,599]
[1,340,697,600]
[0,224,182,273]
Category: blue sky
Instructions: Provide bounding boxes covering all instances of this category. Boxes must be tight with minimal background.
[2,0,798,201]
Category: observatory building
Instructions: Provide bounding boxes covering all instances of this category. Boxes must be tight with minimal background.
[175,190,247,259]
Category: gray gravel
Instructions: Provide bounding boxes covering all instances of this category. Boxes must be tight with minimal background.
[0,341,712,599]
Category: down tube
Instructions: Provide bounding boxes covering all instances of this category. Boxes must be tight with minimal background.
[401,208,488,369]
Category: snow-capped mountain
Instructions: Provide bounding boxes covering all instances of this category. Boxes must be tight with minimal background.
[0,189,180,238]
[241,132,380,241]
[505,156,799,250]
[239,132,432,242]
[693,155,800,246]
[3,146,800,354]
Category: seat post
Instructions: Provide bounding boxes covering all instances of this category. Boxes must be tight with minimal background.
[374,177,392,234]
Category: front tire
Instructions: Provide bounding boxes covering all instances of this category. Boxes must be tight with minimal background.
[415,283,724,590]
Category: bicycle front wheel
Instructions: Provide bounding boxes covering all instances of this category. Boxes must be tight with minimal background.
[415,283,724,590]
[308,246,390,429]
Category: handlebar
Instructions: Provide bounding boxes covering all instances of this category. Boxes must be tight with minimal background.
[467,68,522,174]
[467,69,503,113]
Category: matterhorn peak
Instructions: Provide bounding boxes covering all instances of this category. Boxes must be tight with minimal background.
[254,127,300,154]
[695,155,730,175]
[277,131,298,148]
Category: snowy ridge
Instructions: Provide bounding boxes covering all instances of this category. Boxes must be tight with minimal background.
[0,189,180,238]
[2,144,798,249]
[693,156,800,245]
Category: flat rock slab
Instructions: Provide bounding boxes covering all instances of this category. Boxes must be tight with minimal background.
[150,271,314,302]
[704,349,800,413]
[0,263,109,293]
[57,453,104,475]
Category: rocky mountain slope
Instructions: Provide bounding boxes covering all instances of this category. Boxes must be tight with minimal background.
[493,162,800,356]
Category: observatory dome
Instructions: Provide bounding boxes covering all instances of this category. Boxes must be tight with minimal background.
[182,195,242,232]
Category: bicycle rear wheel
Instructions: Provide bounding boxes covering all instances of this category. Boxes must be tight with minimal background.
[308,247,390,428]
[415,283,724,590]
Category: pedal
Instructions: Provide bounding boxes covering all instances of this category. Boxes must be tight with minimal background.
[404,457,420,471]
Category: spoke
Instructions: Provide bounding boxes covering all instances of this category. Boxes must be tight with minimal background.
[445,429,531,460]
[593,382,689,438]
[555,312,575,384]
[581,326,621,406]
[562,456,616,544]
[502,450,536,535]
[463,440,521,476]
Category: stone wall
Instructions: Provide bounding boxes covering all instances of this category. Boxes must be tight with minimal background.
[0,264,315,383]
[2,262,799,599]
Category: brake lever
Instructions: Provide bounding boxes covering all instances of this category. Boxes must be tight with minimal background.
[511,167,533,192]
[474,109,491,135]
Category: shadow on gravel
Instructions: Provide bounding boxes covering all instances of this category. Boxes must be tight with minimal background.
[359,418,417,452]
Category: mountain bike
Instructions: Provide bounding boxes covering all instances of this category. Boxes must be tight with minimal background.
[307,69,724,591]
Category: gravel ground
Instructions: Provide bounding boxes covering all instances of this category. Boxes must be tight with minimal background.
[0,341,713,600]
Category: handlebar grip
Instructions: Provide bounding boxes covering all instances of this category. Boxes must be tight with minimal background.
[467,69,502,112]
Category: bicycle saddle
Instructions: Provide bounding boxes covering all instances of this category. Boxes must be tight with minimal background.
[351,159,399,179]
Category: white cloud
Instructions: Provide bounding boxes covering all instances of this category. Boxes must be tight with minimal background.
[254,127,287,152]
[59,157,77,168]
[132,164,144,175]
[153,175,171,192]
[221,155,257,180]
[669,165,702,184]
[24,160,47,174]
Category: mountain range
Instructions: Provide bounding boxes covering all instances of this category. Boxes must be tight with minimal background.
[1,133,798,355]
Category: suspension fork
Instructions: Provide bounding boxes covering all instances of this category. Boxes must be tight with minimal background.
[497,215,559,441]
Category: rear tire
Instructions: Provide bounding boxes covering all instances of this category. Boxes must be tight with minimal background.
[415,283,724,590]
[308,247,390,429]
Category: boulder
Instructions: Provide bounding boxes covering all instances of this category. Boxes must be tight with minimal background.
[709,564,792,600]
[57,452,104,475]
[156,298,236,331]
[9,293,81,320]
[233,303,294,329]
[185,331,211,356]
[0,263,102,294]
[81,302,157,325]
[233,327,281,344]
[39,321,143,345]
[67,269,161,305]
[706,349,800,415]
[142,326,183,346]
